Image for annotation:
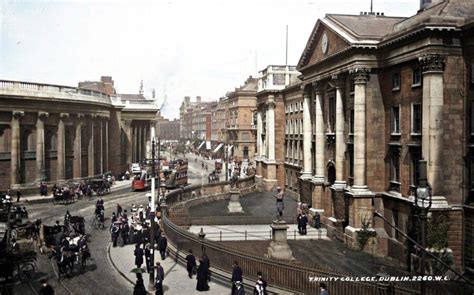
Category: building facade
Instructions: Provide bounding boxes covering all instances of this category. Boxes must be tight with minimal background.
[0,76,159,191]
[157,117,180,143]
[225,76,258,162]
[255,0,473,273]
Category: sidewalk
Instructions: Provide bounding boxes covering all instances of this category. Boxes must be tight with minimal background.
[189,224,328,241]
[109,243,231,295]
[18,179,132,204]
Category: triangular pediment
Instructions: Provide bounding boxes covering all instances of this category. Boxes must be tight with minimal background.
[297,19,351,70]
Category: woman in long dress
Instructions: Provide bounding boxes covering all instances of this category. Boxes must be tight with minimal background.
[196,259,209,291]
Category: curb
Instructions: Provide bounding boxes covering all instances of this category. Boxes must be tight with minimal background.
[107,242,136,287]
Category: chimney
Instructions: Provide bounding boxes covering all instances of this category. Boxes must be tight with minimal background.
[196,96,201,104]
[185,96,190,103]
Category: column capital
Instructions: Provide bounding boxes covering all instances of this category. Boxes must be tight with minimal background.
[38,111,49,119]
[60,113,69,119]
[267,101,276,109]
[122,120,132,127]
[331,74,344,89]
[350,67,370,84]
[77,113,85,119]
[12,110,25,118]
[419,54,445,74]
[312,81,323,95]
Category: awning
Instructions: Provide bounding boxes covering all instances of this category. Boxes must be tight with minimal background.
[213,143,224,153]
[206,141,211,150]
[197,141,205,150]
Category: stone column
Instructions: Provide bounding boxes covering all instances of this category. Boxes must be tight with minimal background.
[57,113,69,180]
[151,121,156,141]
[419,54,445,195]
[256,111,263,158]
[88,116,95,177]
[333,75,346,188]
[138,125,142,162]
[105,119,109,172]
[100,118,104,174]
[132,125,136,163]
[301,89,312,179]
[313,84,325,183]
[123,121,132,165]
[350,68,370,192]
[73,114,83,178]
[267,99,276,161]
[36,112,49,182]
[10,111,24,186]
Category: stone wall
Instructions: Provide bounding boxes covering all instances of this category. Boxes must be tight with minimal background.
[448,208,463,271]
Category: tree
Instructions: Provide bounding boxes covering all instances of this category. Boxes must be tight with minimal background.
[174,143,187,159]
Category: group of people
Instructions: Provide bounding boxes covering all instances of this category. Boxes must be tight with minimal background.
[207,171,220,183]
[0,189,22,204]
[231,261,268,295]
[184,249,211,292]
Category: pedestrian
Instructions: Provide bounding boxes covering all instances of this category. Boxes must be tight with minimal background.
[145,244,152,273]
[121,222,129,246]
[117,203,123,216]
[231,261,243,295]
[319,282,329,295]
[158,233,168,260]
[39,279,55,295]
[301,212,308,235]
[297,213,303,234]
[185,249,196,279]
[253,271,267,295]
[155,262,165,295]
[16,190,21,203]
[314,211,321,229]
[10,238,20,255]
[273,187,285,221]
[111,223,120,247]
[196,258,209,291]
[134,243,144,268]
[234,281,245,295]
[133,273,147,295]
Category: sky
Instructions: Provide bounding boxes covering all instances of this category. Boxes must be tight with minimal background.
[0,0,419,119]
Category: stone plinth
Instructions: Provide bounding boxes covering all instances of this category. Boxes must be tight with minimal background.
[267,221,294,260]
[227,189,243,213]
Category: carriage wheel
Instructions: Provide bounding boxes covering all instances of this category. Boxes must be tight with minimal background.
[19,263,35,282]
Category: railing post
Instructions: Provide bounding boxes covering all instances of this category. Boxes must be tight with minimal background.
[220,231,222,242]
[245,230,247,241]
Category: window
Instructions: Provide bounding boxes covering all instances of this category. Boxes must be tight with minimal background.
[391,152,400,182]
[328,95,336,133]
[412,103,422,134]
[300,101,303,111]
[273,74,285,85]
[411,150,422,186]
[412,68,421,87]
[392,209,400,240]
[393,73,401,90]
[391,105,401,134]
[0,127,11,152]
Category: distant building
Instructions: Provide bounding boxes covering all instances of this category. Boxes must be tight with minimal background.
[157,117,180,143]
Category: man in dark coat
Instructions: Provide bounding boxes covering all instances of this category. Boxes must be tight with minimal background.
[134,244,144,268]
[185,249,196,279]
[231,261,243,295]
[301,212,308,235]
[297,213,303,234]
[144,244,152,273]
[155,262,165,295]
[234,281,245,295]
[111,223,120,247]
[158,234,168,260]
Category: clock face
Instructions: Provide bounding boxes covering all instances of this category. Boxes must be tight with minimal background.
[321,33,328,54]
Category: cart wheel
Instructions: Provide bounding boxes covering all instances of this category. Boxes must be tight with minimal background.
[20,263,35,282]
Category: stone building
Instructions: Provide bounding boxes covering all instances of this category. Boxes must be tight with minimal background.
[0,76,159,191]
[255,65,301,191]
[276,0,474,272]
[225,76,258,162]
[157,117,180,143]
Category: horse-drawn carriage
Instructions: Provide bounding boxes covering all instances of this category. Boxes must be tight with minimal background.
[0,204,37,294]
[41,216,90,280]
[52,186,76,205]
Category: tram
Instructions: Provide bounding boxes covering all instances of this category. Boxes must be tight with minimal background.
[165,159,188,189]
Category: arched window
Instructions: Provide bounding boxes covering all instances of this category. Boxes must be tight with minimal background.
[243,146,249,159]
[0,126,11,152]
[21,128,36,151]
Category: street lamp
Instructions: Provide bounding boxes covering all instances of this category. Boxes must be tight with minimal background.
[148,137,160,292]
[413,158,432,295]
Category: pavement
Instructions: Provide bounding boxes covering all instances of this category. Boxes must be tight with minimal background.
[189,224,328,241]
[16,179,133,204]
[109,243,231,295]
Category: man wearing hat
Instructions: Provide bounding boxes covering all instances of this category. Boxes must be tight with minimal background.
[273,187,285,221]
[233,281,245,295]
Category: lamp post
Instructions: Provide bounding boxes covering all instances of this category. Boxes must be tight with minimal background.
[413,158,432,295]
[148,137,160,292]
